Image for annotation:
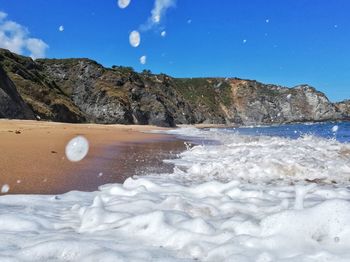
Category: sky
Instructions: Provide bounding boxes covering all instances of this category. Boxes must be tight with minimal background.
[0,0,349,102]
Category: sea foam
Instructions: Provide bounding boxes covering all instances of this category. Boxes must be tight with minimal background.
[1,127,350,261]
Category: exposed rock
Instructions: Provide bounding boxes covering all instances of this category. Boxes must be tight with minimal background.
[0,49,86,123]
[229,80,343,125]
[335,100,350,119]
[0,48,348,126]
[0,65,35,119]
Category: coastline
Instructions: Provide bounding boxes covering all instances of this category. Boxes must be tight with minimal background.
[0,119,184,194]
[1,120,350,260]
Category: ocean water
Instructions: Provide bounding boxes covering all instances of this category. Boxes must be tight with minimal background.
[230,121,350,143]
[1,122,350,261]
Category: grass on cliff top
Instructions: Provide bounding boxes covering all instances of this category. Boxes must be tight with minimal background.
[174,78,233,111]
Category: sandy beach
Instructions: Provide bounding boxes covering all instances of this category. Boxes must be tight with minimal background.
[0,120,183,194]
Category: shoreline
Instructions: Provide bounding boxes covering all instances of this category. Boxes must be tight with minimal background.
[0,120,184,194]
[180,119,350,130]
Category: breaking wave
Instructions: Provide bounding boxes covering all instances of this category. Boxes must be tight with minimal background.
[1,125,350,261]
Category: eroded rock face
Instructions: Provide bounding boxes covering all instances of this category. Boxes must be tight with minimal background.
[37,59,133,124]
[0,65,35,119]
[36,59,179,126]
[0,48,347,126]
[335,100,350,119]
[0,49,86,123]
[229,80,342,125]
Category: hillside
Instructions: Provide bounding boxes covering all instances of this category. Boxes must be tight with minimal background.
[0,48,348,126]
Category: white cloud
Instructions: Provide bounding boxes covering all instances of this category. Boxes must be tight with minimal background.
[140,55,147,65]
[0,11,7,21]
[26,38,48,59]
[59,25,64,32]
[0,11,48,59]
[140,0,176,31]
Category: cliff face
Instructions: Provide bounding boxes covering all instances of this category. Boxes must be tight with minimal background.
[335,100,350,119]
[0,65,35,119]
[0,48,347,126]
[228,80,342,125]
[0,49,86,123]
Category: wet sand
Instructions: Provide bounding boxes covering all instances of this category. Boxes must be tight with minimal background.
[0,120,185,194]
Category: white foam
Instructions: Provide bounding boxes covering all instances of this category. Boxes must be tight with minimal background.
[165,128,350,184]
[2,127,350,261]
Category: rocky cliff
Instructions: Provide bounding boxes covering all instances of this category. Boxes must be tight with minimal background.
[335,100,350,119]
[0,65,35,119]
[0,48,348,126]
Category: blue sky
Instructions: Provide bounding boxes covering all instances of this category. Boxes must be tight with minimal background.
[0,0,349,102]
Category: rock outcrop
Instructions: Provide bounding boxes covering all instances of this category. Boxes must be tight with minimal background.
[0,65,35,119]
[0,48,348,126]
[228,80,343,125]
[335,100,350,119]
[0,49,86,123]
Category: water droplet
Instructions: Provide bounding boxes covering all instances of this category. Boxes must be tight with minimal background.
[118,0,131,9]
[129,30,141,47]
[65,136,89,162]
[140,55,147,65]
[1,184,10,193]
[332,125,339,133]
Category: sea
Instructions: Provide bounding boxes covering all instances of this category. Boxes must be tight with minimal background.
[1,121,350,261]
[231,121,350,143]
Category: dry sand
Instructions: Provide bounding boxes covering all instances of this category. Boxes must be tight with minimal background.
[0,120,184,194]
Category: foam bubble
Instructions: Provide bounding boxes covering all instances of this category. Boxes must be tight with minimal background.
[332,125,339,133]
[129,30,140,47]
[65,136,89,162]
